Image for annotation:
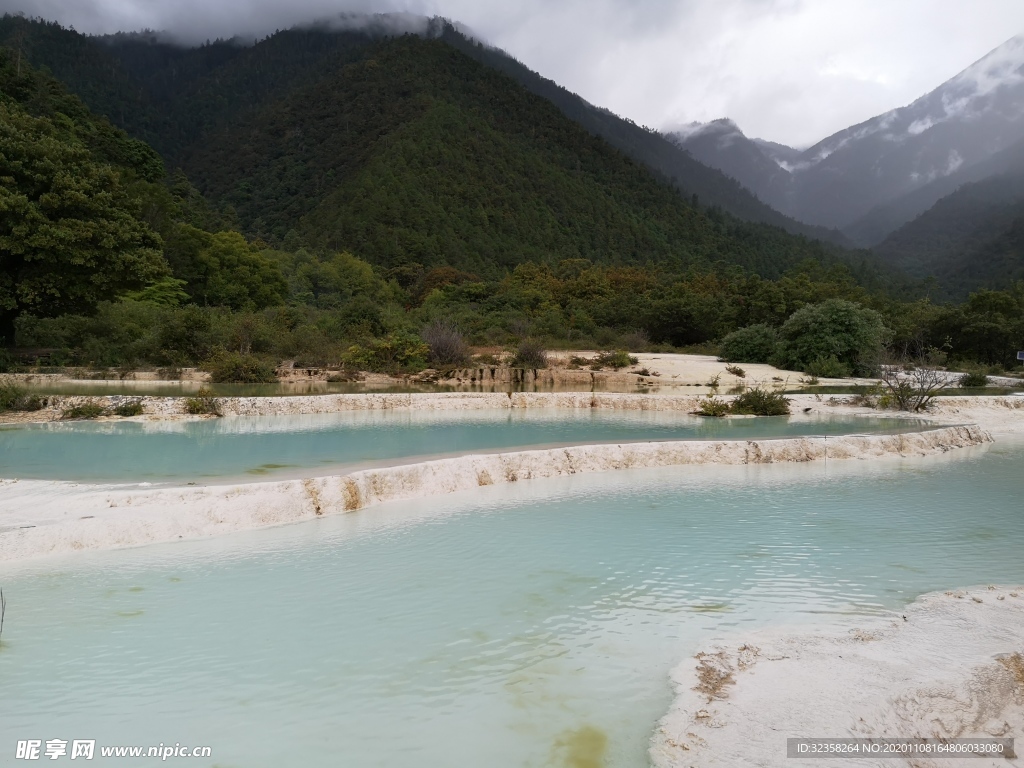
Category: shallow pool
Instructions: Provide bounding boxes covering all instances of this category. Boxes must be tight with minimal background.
[0,411,922,483]
[0,438,1018,767]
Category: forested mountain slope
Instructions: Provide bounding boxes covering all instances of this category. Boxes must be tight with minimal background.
[177,34,843,277]
[874,172,1024,298]
[0,46,167,341]
[435,28,847,245]
[846,135,1024,247]
[0,16,854,280]
[0,15,845,246]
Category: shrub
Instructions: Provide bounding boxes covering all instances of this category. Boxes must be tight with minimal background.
[724,364,746,378]
[206,353,277,384]
[510,338,548,369]
[343,333,429,373]
[695,396,730,417]
[958,371,989,388]
[0,379,24,412]
[62,402,106,420]
[16,394,44,412]
[772,300,889,376]
[804,355,851,379]
[730,388,791,416]
[719,324,778,364]
[183,387,222,416]
[591,350,637,370]
[0,379,44,412]
[619,329,650,351]
[112,399,145,417]
[421,318,470,367]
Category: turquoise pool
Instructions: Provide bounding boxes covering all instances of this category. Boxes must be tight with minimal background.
[0,436,1016,767]
[0,411,923,483]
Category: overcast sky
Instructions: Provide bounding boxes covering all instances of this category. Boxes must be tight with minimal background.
[4,0,1024,147]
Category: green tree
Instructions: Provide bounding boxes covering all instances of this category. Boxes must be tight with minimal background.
[772,299,890,376]
[167,226,287,310]
[719,324,779,364]
[0,102,165,344]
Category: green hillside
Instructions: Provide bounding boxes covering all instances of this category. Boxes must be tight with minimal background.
[436,26,850,246]
[0,46,166,343]
[0,16,845,247]
[176,34,841,277]
[1,16,1020,373]
[874,172,1024,298]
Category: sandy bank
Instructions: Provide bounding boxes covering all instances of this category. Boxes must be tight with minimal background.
[651,587,1024,768]
[0,425,988,562]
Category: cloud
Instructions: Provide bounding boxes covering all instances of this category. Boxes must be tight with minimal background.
[3,0,1024,147]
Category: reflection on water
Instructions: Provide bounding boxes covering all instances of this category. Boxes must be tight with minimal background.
[19,378,668,397]
[0,439,1019,767]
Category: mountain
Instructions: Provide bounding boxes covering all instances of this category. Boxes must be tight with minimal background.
[0,15,860,282]
[871,170,1024,297]
[433,33,847,245]
[667,120,796,213]
[0,13,846,247]
[672,35,1024,239]
[845,134,1024,247]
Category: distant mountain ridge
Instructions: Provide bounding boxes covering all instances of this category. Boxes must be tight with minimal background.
[671,35,1024,243]
[871,170,1024,297]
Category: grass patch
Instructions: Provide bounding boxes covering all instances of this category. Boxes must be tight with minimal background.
[183,387,221,416]
[695,396,730,417]
[0,378,45,412]
[958,370,989,388]
[112,399,145,417]
[590,350,638,370]
[730,388,791,416]
[61,402,106,420]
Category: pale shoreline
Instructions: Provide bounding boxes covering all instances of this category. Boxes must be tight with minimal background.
[0,424,992,562]
[651,586,1024,768]
[1,391,1021,562]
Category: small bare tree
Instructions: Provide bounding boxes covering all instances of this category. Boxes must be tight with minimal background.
[421,318,469,367]
[0,588,6,645]
[510,338,548,369]
[878,343,955,412]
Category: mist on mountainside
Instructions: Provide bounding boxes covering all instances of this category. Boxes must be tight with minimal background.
[671,35,1024,246]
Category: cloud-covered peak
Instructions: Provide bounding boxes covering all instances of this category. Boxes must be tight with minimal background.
[952,33,1024,100]
[666,118,743,142]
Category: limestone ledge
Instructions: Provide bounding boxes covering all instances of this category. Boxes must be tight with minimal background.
[25,391,715,418]
[0,425,990,561]
[652,585,1024,768]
